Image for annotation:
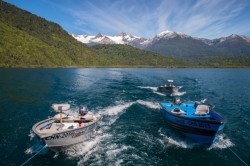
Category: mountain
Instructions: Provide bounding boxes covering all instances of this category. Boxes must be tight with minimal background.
[74,30,250,63]
[211,34,250,56]
[145,31,223,62]
[146,31,250,61]
[72,32,150,49]
[0,1,113,67]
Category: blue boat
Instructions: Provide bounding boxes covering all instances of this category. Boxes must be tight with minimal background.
[160,98,224,146]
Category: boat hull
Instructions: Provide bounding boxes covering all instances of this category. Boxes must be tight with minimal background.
[160,108,223,146]
[33,117,101,150]
[157,86,179,94]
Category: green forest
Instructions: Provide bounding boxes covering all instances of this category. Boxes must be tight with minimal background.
[92,44,184,67]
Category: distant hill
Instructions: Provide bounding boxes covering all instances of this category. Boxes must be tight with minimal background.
[92,44,184,67]
[0,1,112,67]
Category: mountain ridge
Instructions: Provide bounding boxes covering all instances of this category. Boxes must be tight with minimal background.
[73,30,250,47]
[73,31,250,59]
[72,32,150,49]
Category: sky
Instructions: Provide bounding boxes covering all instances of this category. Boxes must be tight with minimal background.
[5,0,250,39]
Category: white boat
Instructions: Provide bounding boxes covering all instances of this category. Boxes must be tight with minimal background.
[157,80,179,94]
[32,104,102,150]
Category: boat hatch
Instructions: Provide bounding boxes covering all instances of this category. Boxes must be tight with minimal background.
[195,105,209,115]
[171,108,185,115]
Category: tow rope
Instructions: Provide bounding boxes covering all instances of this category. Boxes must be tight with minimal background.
[21,144,47,166]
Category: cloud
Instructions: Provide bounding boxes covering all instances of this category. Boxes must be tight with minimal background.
[55,0,250,38]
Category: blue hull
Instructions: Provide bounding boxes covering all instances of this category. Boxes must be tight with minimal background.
[160,103,224,146]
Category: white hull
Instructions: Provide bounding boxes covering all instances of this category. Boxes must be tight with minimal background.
[32,115,101,149]
[157,86,179,93]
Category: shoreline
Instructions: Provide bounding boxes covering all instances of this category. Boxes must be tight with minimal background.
[0,65,250,69]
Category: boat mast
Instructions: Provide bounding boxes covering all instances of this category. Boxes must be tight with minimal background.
[58,106,63,129]
[168,80,173,87]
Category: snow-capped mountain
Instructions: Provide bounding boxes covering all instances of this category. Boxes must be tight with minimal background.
[154,30,191,40]
[72,33,115,44]
[153,31,250,45]
[145,31,250,58]
[195,34,250,46]
[72,32,150,48]
[73,30,250,47]
[210,34,250,45]
[73,30,250,58]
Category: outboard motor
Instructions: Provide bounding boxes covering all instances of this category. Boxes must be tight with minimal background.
[79,106,88,116]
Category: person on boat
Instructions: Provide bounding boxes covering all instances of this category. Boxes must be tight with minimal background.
[174,97,182,105]
[79,106,88,116]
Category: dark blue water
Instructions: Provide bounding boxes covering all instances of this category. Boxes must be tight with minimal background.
[0,68,249,166]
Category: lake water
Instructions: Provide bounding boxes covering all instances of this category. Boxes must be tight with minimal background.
[0,68,249,166]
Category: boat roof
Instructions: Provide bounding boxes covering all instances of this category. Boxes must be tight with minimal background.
[52,104,70,112]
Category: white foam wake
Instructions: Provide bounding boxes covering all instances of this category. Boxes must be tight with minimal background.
[106,144,131,160]
[154,91,166,96]
[208,134,234,150]
[24,143,47,155]
[25,130,45,155]
[163,136,194,149]
[102,101,135,116]
[65,101,135,164]
[138,86,158,91]
[65,133,111,158]
[171,91,186,96]
[24,147,33,155]
[158,128,197,149]
[138,86,166,96]
[159,127,234,150]
[28,130,36,140]
[136,100,161,109]
[57,101,135,121]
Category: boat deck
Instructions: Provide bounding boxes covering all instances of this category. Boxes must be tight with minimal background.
[34,118,97,135]
[161,102,211,118]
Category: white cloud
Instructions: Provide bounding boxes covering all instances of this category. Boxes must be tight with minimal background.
[56,0,250,39]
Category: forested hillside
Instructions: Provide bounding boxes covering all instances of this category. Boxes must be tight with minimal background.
[92,44,184,67]
[0,1,179,67]
[0,1,115,67]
